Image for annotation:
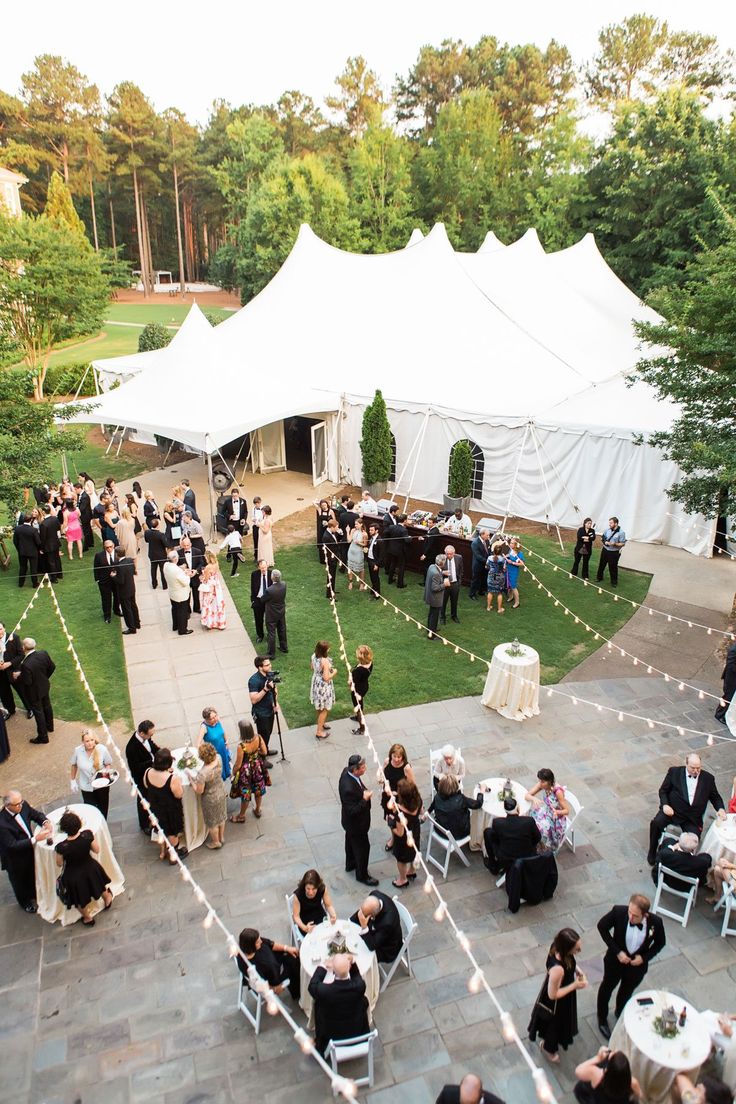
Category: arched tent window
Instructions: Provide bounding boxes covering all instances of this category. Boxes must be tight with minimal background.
[448,439,485,500]
[389,432,397,483]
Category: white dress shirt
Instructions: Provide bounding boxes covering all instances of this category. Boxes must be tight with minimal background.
[686,772,698,804]
[624,920,646,956]
[14,811,32,839]
[70,744,113,791]
[443,514,471,537]
[446,557,457,583]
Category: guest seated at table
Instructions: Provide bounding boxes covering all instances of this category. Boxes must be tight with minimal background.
[435,1072,505,1103]
[143,748,187,864]
[573,1048,642,1103]
[652,831,711,888]
[54,810,113,927]
[525,768,569,852]
[646,753,725,866]
[237,927,300,1000]
[706,857,736,905]
[483,797,541,875]
[307,952,369,1056]
[429,776,484,841]
[674,1072,733,1104]
[292,868,337,935]
[699,1011,736,1094]
[350,891,402,964]
[432,744,466,791]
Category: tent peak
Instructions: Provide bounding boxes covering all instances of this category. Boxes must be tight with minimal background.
[477,230,506,254]
[406,228,424,247]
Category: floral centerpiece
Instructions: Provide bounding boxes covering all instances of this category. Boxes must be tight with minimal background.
[177,745,198,771]
[497,778,515,803]
[505,638,524,658]
[327,930,349,956]
[653,1006,680,1039]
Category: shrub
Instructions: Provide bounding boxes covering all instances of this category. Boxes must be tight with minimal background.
[45,361,95,397]
[448,440,473,498]
[359,389,393,485]
[138,323,172,352]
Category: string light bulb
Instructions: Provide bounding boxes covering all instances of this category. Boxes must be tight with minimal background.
[434,902,447,922]
[468,969,483,993]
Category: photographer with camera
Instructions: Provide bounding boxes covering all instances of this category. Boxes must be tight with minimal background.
[248,656,279,770]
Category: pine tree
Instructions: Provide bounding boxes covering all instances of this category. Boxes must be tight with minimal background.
[359,390,392,485]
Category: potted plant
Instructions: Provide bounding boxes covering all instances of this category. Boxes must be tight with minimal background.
[444,439,473,512]
[359,389,392,499]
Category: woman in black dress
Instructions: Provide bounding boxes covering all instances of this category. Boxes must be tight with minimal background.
[315,499,334,562]
[143,748,186,864]
[388,779,423,888]
[528,927,587,1063]
[0,708,9,764]
[349,645,374,736]
[54,810,112,927]
[571,518,596,580]
[381,743,416,852]
[291,869,337,936]
[573,1048,641,1103]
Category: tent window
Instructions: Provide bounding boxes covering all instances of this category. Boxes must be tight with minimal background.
[448,439,485,499]
[389,432,397,483]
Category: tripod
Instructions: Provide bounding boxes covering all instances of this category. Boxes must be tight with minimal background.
[273,706,288,763]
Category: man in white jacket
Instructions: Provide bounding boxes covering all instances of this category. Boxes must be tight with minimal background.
[163,551,193,635]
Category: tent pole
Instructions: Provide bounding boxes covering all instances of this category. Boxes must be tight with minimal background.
[389,410,423,505]
[501,422,531,535]
[161,439,176,467]
[402,407,431,512]
[115,428,125,458]
[215,448,237,484]
[529,423,564,551]
[72,363,91,402]
[105,426,120,456]
[206,446,218,543]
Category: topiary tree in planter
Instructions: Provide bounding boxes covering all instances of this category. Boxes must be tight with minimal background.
[445,439,473,511]
[359,389,393,497]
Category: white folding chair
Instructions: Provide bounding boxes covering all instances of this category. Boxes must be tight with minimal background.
[429,747,464,792]
[652,864,700,927]
[237,973,263,1034]
[326,1030,378,1095]
[425,813,471,880]
[379,897,418,992]
[561,790,583,853]
[658,825,682,850]
[714,881,736,938]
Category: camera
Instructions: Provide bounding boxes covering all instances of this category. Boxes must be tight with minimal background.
[267,671,282,686]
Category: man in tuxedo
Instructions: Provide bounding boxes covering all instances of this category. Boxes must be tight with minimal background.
[78,484,94,550]
[177,536,204,614]
[652,832,712,889]
[715,641,736,723]
[163,551,193,635]
[483,798,541,876]
[0,790,52,911]
[114,547,141,635]
[39,505,63,582]
[425,554,448,641]
[469,529,491,599]
[419,516,442,583]
[143,518,168,589]
[322,518,342,599]
[263,568,287,658]
[19,637,55,744]
[350,891,402,963]
[250,559,273,643]
[383,512,411,588]
[339,754,378,886]
[365,522,382,598]
[596,892,666,1038]
[125,719,159,831]
[223,488,249,538]
[441,545,463,623]
[307,953,369,1056]
[435,1074,505,1104]
[647,753,725,864]
[0,621,30,717]
[335,497,356,569]
[13,513,41,588]
[93,539,122,622]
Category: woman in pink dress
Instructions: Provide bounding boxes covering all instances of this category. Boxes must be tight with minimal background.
[200,550,226,630]
[61,500,84,559]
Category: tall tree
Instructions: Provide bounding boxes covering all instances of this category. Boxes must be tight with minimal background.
[161,109,199,292]
[325,56,386,136]
[19,55,97,183]
[44,171,88,241]
[347,114,416,251]
[210,112,284,225]
[394,40,472,137]
[276,91,326,155]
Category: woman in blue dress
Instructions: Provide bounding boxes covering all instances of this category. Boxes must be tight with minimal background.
[486,541,507,614]
[505,537,525,609]
[197,707,232,781]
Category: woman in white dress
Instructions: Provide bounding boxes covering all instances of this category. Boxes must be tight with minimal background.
[258,505,274,566]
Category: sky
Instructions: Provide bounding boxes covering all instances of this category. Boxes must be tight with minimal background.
[2,0,735,124]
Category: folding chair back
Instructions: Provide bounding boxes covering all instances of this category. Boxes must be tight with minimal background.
[652,864,699,927]
[237,973,263,1034]
[326,1030,378,1094]
[424,813,470,880]
[561,789,583,853]
[379,897,418,991]
[715,882,736,938]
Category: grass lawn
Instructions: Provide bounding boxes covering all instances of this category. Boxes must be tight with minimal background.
[223,537,651,729]
[0,550,131,727]
[57,433,152,486]
[106,303,234,325]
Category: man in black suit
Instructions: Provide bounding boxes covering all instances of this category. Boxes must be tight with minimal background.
[483,798,541,875]
[143,518,168,589]
[365,522,383,598]
[596,892,667,1038]
[647,753,725,864]
[441,545,463,623]
[307,953,369,1056]
[250,559,272,643]
[350,891,402,963]
[263,569,287,658]
[181,479,198,519]
[13,514,41,588]
[339,754,378,886]
[0,621,30,717]
[114,547,141,635]
[125,720,159,831]
[653,832,712,889]
[419,516,442,583]
[93,539,122,622]
[223,488,249,538]
[0,790,52,911]
[19,638,55,744]
[322,518,342,599]
[39,505,63,582]
[334,496,355,569]
[78,484,94,550]
[383,512,412,588]
[435,1074,505,1104]
[177,536,205,614]
[715,640,736,723]
[469,529,491,599]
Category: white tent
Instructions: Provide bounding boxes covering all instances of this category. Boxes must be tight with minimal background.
[94,302,214,389]
[68,224,712,555]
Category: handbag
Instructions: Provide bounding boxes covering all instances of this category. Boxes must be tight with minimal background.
[532,975,557,1023]
[56,865,72,908]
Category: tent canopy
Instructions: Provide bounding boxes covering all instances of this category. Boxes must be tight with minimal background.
[93,302,214,385]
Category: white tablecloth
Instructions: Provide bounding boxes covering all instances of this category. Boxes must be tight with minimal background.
[480,643,540,721]
[299,920,380,1028]
[700,814,736,866]
[469,778,530,851]
[36,803,125,925]
[171,747,207,852]
[610,989,711,1103]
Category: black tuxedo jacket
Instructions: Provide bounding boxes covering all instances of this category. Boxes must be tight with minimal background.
[40,515,61,553]
[597,904,666,964]
[308,963,369,1053]
[143,499,160,529]
[322,530,342,564]
[125,732,160,787]
[422,525,442,565]
[486,815,541,864]
[3,631,25,674]
[223,498,249,531]
[263,581,286,623]
[350,891,402,963]
[177,547,205,583]
[471,535,492,569]
[365,533,383,567]
[114,557,137,597]
[250,567,273,603]
[13,522,41,557]
[383,522,411,558]
[658,766,724,830]
[143,528,168,564]
[435,1086,504,1104]
[338,768,371,833]
[78,491,92,524]
[93,549,118,585]
[20,649,55,699]
[0,801,47,871]
[183,487,197,513]
[653,844,711,888]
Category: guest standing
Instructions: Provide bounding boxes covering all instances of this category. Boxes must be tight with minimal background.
[251,496,263,560]
[528,928,587,1063]
[0,620,30,717]
[192,741,227,849]
[79,480,95,550]
[116,507,138,560]
[505,538,525,608]
[177,536,204,615]
[220,524,246,576]
[596,517,626,587]
[292,868,337,935]
[197,707,231,780]
[229,720,270,823]
[381,743,416,850]
[350,645,373,735]
[571,519,596,580]
[143,519,168,590]
[338,753,378,886]
[250,559,272,643]
[114,547,141,635]
[440,545,463,624]
[315,499,333,562]
[162,500,181,547]
[715,640,736,724]
[310,641,336,741]
[40,505,64,579]
[200,551,227,630]
[13,513,40,587]
[596,894,666,1039]
[525,768,569,852]
[469,528,491,599]
[486,543,507,613]
[366,522,383,598]
[54,810,112,926]
[143,748,186,862]
[263,568,288,658]
[93,539,122,622]
[347,519,367,590]
[388,779,423,888]
[143,490,160,529]
[424,553,448,641]
[69,729,114,817]
[163,551,193,636]
[20,637,55,745]
[0,790,52,911]
[248,656,277,760]
[322,517,342,598]
[258,505,274,566]
[125,719,159,832]
[223,488,249,538]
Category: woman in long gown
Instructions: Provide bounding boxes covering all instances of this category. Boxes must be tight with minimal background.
[191,743,227,849]
[528,928,587,1062]
[388,779,423,888]
[197,706,231,780]
[525,768,570,852]
[199,551,226,630]
[258,506,274,566]
[54,810,113,926]
[143,748,186,863]
[116,507,138,562]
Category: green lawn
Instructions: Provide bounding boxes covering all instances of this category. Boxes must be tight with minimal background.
[106,303,234,325]
[0,548,131,726]
[223,538,651,729]
[58,433,152,486]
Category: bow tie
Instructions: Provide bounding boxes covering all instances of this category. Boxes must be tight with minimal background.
[629,922,643,930]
